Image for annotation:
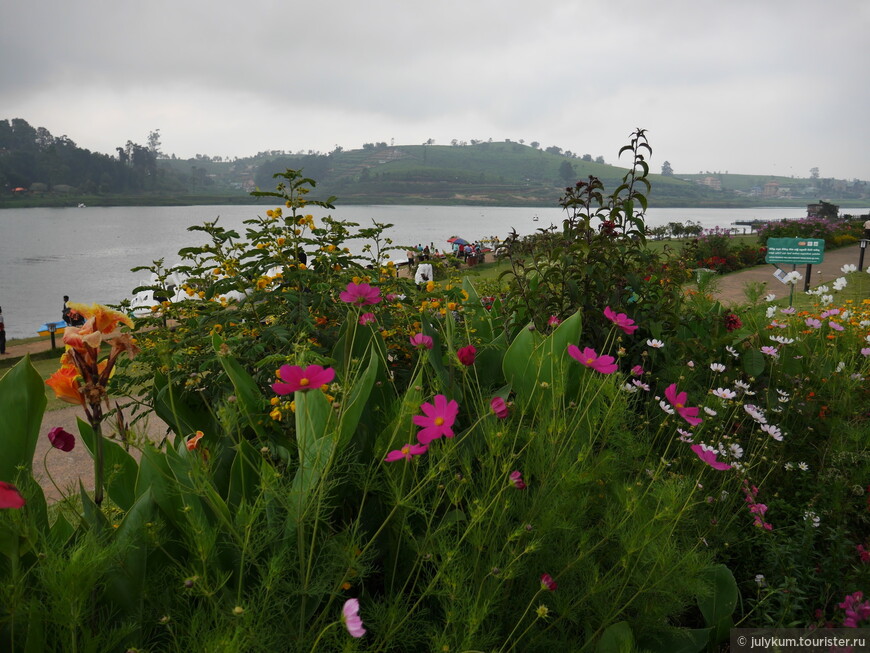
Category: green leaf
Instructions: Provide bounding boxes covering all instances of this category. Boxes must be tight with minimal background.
[698,564,738,643]
[77,417,140,511]
[337,346,380,450]
[596,621,635,653]
[213,333,269,441]
[228,438,261,508]
[0,355,47,481]
[741,349,766,378]
[639,627,712,653]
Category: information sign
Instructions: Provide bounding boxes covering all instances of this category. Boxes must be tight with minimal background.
[765,237,825,265]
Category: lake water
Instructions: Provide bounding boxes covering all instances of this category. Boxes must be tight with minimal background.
[1,204,866,339]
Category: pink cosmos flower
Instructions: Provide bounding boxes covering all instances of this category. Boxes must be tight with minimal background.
[829,321,844,331]
[805,317,822,329]
[567,345,618,374]
[272,364,336,394]
[342,598,366,638]
[47,426,76,452]
[358,312,376,326]
[540,573,558,591]
[385,443,428,462]
[0,481,26,509]
[631,365,644,377]
[839,591,870,628]
[690,444,732,471]
[862,348,870,357]
[509,470,527,489]
[457,345,476,366]
[760,346,779,358]
[603,306,638,335]
[664,383,703,426]
[409,333,434,350]
[491,396,509,419]
[339,281,382,306]
[413,394,459,444]
[547,315,562,327]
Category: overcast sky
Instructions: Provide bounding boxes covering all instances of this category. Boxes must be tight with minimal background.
[3,0,868,180]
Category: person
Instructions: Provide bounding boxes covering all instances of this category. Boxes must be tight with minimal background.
[0,306,6,354]
[62,295,71,325]
[414,262,433,291]
[864,216,870,240]
[406,249,416,269]
[422,245,430,260]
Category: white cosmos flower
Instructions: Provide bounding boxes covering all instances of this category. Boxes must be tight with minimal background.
[770,336,795,345]
[804,511,820,527]
[860,320,870,328]
[765,293,776,302]
[821,294,834,305]
[677,428,693,442]
[745,404,767,424]
[734,380,750,390]
[729,443,744,459]
[712,387,736,399]
[784,271,802,284]
[798,462,809,471]
[647,339,664,348]
[784,462,794,470]
[760,423,783,440]
[621,383,639,393]
[632,379,650,391]
[842,263,857,274]
[726,345,739,358]
[816,284,830,294]
[780,307,796,315]
[835,361,845,373]
[659,400,675,415]
[766,306,777,318]
[710,362,726,373]
[703,406,718,416]
[832,277,848,291]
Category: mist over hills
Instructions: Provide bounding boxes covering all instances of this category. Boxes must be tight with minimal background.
[2,118,867,208]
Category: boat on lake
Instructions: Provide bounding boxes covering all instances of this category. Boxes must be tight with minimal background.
[36,321,68,337]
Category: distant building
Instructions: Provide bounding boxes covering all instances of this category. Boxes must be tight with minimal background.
[700,176,722,190]
[762,181,780,198]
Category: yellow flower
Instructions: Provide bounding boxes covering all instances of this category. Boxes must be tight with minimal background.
[276,237,285,246]
[270,408,282,421]
[298,263,307,270]
[426,280,436,293]
[212,268,222,276]
[447,302,457,311]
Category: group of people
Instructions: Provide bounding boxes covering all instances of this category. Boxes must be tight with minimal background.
[0,306,5,355]
[62,295,86,327]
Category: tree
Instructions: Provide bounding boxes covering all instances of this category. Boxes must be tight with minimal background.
[582,154,593,162]
[594,156,605,164]
[810,167,819,180]
[559,160,576,185]
[147,129,163,158]
[661,161,674,176]
[545,145,563,155]
[530,141,540,149]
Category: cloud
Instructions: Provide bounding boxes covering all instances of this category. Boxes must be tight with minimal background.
[2,0,868,180]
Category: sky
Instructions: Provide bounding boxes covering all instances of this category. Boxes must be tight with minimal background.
[3,0,869,180]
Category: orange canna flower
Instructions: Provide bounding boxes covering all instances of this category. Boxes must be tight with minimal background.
[66,302,133,333]
[45,364,85,405]
[186,431,205,451]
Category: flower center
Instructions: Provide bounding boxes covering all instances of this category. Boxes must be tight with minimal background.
[401,445,411,454]
[675,402,684,409]
[299,378,309,386]
[434,417,444,426]
[585,358,594,365]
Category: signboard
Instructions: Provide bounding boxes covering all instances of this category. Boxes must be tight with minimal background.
[765,237,825,265]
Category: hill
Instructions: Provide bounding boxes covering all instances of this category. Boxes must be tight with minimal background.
[2,118,868,208]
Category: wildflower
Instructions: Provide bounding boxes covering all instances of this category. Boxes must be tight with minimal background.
[784,270,802,284]
[535,604,550,619]
[798,462,809,471]
[385,443,428,462]
[690,444,732,471]
[358,312,376,326]
[664,383,703,426]
[621,383,638,393]
[829,321,844,331]
[755,574,767,587]
[547,315,561,327]
[729,443,744,459]
[726,345,739,359]
[833,277,848,291]
[770,335,795,345]
[456,345,476,366]
[769,320,788,329]
[603,306,638,335]
[47,426,76,452]
[646,339,664,348]
[272,364,336,395]
[724,313,742,331]
[677,428,694,443]
[631,364,644,376]
[805,317,822,329]
[840,592,870,627]
[339,281,381,306]
[0,482,26,509]
[414,394,459,444]
[760,423,783,441]
[712,388,736,400]
[491,396,509,419]
[862,348,870,356]
[804,510,820,527]
[687,361,695,368]
[632,379,650,391]
[659,400,675,415]
[765,306,777,319]
[409,333,434,350]
[703,407,717,416]
[760,346,779,358]
[842,263,858,274]
[780,306,796,315]
[857,545,870,563]
[567,345,618,374]
[342,598,366,638]
[764,293,776,302]
[540,573,558,591]
[509,470,527,489]
[710,363,726,373]
[186,430,205,451]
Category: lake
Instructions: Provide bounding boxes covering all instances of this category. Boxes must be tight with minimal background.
[1,204,865,339]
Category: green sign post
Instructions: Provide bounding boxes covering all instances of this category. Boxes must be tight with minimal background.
[765,237,826,264]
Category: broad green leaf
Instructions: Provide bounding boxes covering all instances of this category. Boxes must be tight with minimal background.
[698,564,738,643]
[337,346,380,450]
[0,355,47,481]
[596,620,635,653]
[639,627,712,653]
[741,349,766,378]
[77,417,139,511]
[213,333,269,441]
